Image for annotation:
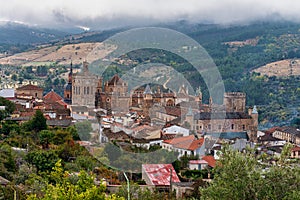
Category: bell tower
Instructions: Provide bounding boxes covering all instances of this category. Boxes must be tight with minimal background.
[64,62,73,104]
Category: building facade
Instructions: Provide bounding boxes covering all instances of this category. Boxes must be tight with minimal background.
[64,62,73,104]
[273,127,300,144]
[71,61,102,107]
[95,74,130,113]
[16,84,43,99]
[185,93,258,142]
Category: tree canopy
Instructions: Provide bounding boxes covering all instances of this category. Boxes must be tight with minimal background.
[201,145,300,200]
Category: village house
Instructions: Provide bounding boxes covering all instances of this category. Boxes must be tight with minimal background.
[258,132,286,147]
[290,146,300,159]
[188,160,208,170]
[162,135,205,158]
[162,125,190,137]
[142,164,180,190]
[16,84,43,99]
[172,182,196,199]
[272,127,300,144]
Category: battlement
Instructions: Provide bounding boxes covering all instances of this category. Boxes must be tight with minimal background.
[224,92,246,113]
[224,92,246,97]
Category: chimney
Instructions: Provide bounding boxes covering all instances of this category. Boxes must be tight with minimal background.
[248,108,253,116]
[83,61,89,73]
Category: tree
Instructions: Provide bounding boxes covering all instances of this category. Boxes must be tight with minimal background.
[39,130,54,149]
[53,129,72,145]
[0,144,17,179]
[29,110,47,132]
[18,77,24,84]
[11,74,17,81]
[36,66,47,76]
[53,78,60,86]
[66,126,80,140]
[25,150,59,172]
[75,121,92,141]
[26,66,33,73]
[117,182,164,200]
[201,145,300,200]
[290,117,300,128]
[0,120,20,135]
[0,97,15,121]
[27,160,124,200]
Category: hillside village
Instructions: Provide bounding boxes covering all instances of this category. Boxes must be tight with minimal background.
[0,60,299,199]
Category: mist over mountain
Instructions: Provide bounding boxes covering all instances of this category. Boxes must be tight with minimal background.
[0,21,81,45]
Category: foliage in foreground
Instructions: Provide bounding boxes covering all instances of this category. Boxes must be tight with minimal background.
[201,145,300,200]
[26,160,124,200]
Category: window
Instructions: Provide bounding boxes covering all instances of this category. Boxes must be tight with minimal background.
[242,125,245,130]
[218,125,222,130]
[208,124,211,130]
[87,87,89,95]
[231,124,234,130]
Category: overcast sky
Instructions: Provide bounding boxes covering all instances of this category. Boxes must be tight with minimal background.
[1,0,300,29]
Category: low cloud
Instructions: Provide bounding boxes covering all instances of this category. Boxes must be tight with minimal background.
[1,0,300,29]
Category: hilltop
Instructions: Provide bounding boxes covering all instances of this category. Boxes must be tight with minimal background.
[0,42,116,66]
[253,59,300,77]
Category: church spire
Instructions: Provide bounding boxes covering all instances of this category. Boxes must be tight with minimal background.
[68,61,73,83]
[70,61,73,74]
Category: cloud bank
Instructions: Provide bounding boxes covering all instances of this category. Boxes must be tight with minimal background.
[1,0,300,29]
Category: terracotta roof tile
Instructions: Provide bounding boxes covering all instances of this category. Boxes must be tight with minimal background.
[291,146,300,152]
[189,160,208,164]
[202,155,216,168]
[44,90,63,102]
[164,135,195,144]
[17,84,43,91]
[142,164,180,186]
[164,135,204,151]
[107,74,124,85]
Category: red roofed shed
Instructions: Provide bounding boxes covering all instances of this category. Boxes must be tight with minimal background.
[142,164,180,187]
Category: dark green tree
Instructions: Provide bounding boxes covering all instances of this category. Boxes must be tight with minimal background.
[201,145,300,200]
[11,74,17,81]
[75,121,92,141]
[25,150,59,172]
[30,110,47,132]
[0,97,15,121]
[39,130,54,149]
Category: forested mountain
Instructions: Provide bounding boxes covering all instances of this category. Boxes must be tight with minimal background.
[84,21,300,128]
[1,21,300,128]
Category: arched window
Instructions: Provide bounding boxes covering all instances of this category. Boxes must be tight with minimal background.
[166,99,174,106]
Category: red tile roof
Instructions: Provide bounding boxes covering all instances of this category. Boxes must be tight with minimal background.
[164,135,195,144]
[44,90,63,102]
[17,84,43,91]
[264,127,281,135]
[142,164,180,186]
[107,74,124,85]
[202,155,216,168]
[186,138,205,151]
[164,135,204,151]
[189,160,208,164]
[291,146,300,152]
